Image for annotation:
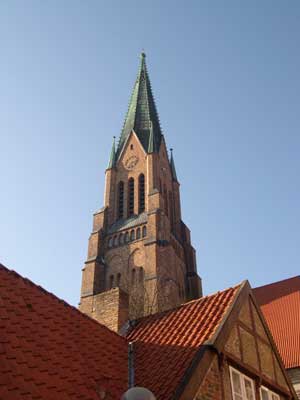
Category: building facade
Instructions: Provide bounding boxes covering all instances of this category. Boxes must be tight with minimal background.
[79,53,202,326]
[254,276,300,398]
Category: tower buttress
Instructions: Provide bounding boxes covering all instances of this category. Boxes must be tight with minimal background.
[79,53,202,331]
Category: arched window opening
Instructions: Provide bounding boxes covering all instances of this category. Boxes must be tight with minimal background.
[142,226,147,238]
[138,174,145,213]
[109,275,114,289]
[130,230,135,241]
[116,273,121,287]
[136,227,141,240]
[164,184,168,216]
[119,233,124,245]
[139,267,144,283]
[118,181,124,219]
[128,178,135,216]
[131,268,136,285]
[113,235,118,247]
[125,232,129,243]
[108,237,113,248]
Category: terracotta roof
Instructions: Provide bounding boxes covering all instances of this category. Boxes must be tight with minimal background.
[253,276,300,369]
[126,284,241,400]
[0,263,128,400]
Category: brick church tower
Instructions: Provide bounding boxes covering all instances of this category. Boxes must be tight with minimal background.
[79,53,202,331]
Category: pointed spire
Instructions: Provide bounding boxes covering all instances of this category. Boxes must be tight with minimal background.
[117,53,162,157]
[170,148,178,182]
[107,136,116,169]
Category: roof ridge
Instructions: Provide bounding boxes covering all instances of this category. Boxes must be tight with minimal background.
[0,263,128,342]
[130,281,244,326]
[254,275,300,290]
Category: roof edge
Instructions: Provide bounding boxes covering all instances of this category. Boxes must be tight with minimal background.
[249,289,299,398]
[0,263,128,342]
[205,280,249,350]
[173,281,247,399]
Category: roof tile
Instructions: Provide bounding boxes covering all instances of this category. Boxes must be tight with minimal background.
[126,284,240,400]
[0,263,128,400]
[254,276,300,369]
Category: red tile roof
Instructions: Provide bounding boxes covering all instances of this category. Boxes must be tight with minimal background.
[0,264,128,400]
[253,276,300,369]
[126,284,241,400]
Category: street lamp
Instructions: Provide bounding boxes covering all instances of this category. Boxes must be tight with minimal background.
[121,387,156,400]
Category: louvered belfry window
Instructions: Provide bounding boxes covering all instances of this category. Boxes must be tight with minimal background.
[128,178,135,216]
[139,174,145,213]
[118,181,124,219]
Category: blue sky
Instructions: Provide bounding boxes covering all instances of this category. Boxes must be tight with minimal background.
[1,1,299,306]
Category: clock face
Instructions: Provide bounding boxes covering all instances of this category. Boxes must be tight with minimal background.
[125,155,139,170]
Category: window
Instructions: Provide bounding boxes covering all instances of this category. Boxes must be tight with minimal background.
[131,268,136,285]
[260,387,280,400]
[128,178,135,216]
[138,174,145,213]
[142,226,147,237]
[230,367,255,400]
[119,233,124,245]
[109,275,114,289]
[130,144,133,150]
[125,232,129,243]
[139,267,144,282]
[130,230,135,241]
[116,273,121,287]
[113,235,118,247]
[118,181,124,219]
[108,237,113,248]
[136,227,141,240]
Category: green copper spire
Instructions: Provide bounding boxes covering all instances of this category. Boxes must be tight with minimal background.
[170,148,178,181]
[117,53,162,156]
[108,136,116,169]
[147,122,154,153]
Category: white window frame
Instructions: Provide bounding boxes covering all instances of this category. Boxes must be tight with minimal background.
[229,366,256,400]
[260,386,280,400]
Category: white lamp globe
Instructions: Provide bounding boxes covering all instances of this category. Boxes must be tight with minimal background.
[121,387,156,400]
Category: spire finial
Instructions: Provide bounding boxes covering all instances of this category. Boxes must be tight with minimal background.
[140,50,146,59]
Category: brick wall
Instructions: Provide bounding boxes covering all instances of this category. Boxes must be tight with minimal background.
[195,356,222,400]
[80,288,129,333]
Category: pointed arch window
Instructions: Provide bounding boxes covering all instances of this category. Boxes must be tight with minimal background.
[109,275,114,289]
[113,235,118,247]
[139,267,144,283]
[131,268,136,285]
[136,227,141,240]
[128,178,135,216]
[142,226,147,238]
[138,174,145,213]
[130,230,135,241]
[118,181,124,219]
[116,273,121,287]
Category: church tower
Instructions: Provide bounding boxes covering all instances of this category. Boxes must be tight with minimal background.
[79,53,202,331]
